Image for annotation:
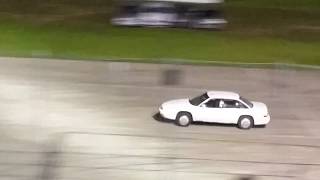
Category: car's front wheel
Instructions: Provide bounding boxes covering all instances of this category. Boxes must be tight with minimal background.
[238,116,254,129]
[176,112,192,127]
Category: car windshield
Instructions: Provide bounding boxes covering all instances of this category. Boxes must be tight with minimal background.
[240,96,253,108]
[189,93,209,106]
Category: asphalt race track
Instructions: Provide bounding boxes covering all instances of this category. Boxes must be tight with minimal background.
[0,57,320,180]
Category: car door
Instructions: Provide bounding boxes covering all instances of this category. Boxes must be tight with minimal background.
[220,99,249,123]
[197,99,226,123]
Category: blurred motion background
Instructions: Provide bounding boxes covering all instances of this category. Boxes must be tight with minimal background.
[0,0,320,180]
[0,0,319,64]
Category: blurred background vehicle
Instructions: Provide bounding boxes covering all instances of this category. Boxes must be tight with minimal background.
[111,2,140,26]
[188,9,227,29]
[111,0,227,29]
[138,2,177,27]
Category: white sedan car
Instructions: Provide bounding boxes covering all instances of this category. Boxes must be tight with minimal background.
[159,91,270,129]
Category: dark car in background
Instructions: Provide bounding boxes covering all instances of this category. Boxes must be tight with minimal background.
[111,0,227,29]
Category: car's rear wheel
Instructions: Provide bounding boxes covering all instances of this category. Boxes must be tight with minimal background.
[238,116,254,129]
[176,112,192,127]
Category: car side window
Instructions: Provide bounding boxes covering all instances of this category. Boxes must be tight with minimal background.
[223,99,247,108]
[204,99,221,108]
[237,101,247,108]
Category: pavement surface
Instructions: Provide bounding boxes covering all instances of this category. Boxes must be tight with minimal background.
[0,57,320,180]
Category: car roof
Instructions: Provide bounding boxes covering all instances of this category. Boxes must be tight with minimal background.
[206,91,240,99]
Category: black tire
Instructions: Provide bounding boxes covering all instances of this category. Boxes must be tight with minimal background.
[175,112,192,127]
[238,116,254,130]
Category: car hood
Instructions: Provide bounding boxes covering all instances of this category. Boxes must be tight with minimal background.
[162,98,190,108]
[252,101,269,114]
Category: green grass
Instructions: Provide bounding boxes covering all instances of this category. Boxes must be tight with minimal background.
[0,0,319,65]
[227,0,320,10]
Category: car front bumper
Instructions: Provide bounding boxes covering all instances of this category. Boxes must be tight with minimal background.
[159,107,176,120]
[255,114,271,125]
